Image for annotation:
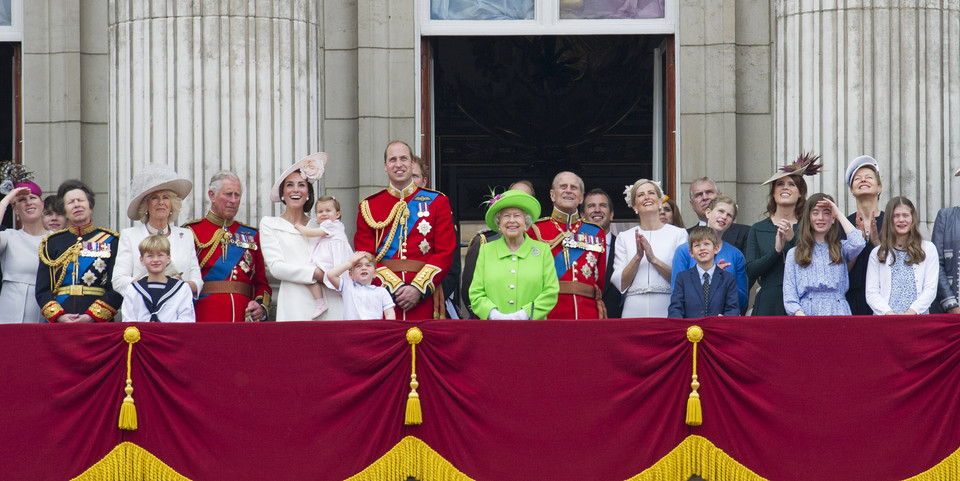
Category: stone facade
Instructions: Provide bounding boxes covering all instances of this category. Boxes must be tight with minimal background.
[17,0,960,234]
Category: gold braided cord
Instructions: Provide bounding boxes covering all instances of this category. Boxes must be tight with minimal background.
[70,442,191,481]
[193,228,226,267]
[360,199,409,262]
[38,240,82,294]
[625,435,766,481]
[903,445,960,480]
[345,436,474,481]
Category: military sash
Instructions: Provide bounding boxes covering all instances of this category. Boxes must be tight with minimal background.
[380,190,439,260]
[199,225,258,299]
[55,232,114,304]
[553,222,604,279]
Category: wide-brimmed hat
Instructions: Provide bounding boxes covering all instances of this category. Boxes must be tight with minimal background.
[484,190,541,231]
[270,152,328,203]
[762,152,823,185]
[844,155,880,187]
[126,164,193,220]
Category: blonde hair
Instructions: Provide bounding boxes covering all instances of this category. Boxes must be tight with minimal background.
[315,195,341,213]
[138,234,171,256]
[626,179,664,209]
[138,190,183,224]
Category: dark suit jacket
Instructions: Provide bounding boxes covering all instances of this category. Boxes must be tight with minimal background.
[601,234,623,318]
[668,266,739,318]
[686,222,749,254]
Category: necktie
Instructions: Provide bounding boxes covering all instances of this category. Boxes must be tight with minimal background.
[702,272,710,305]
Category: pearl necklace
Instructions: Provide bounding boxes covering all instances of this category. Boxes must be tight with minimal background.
[146,223,170,236]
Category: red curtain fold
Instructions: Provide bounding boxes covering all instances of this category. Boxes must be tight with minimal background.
[1,316,959,480]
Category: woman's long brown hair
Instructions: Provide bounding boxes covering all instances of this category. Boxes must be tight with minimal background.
[876,196,925,266]
[793,193,842,268]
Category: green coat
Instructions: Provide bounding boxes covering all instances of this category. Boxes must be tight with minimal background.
[744,217,798,316]
[469,234,559,320]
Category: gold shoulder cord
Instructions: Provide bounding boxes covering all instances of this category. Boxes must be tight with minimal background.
[192,228,227,267]
[38,240,82,294]
[361,200,409,262]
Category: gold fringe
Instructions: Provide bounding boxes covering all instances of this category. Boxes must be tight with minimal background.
[70,442,192,481]
[903,444,960,480]
[119,327,140,431]
[625,435,767,481]
[685,326,704,427]
[405,327,424,425]
[344,436,474,481]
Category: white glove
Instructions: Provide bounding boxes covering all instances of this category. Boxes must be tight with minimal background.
[488,308,506,320]
[510,309,530,320]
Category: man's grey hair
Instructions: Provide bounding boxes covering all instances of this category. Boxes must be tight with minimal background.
[688,177,720,199]
[551,171,585,193]
[493,210,535,233]
[208,170,241,195]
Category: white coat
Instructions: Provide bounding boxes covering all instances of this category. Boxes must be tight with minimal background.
[865,241,939,315]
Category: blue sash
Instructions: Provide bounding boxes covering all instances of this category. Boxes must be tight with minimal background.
[55,234,114,304]
[553,222,602,279]
[199,225,256,300]
[381,190,439,260]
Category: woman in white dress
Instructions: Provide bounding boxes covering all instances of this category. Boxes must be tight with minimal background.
[0,173,51,324]
[112,164,203,299]
[611,179,688,318]
[260,153,345,321]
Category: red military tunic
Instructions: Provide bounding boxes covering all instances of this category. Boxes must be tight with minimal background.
[354,182,456,320]
[528,207,607,319]
[184,212,271,322]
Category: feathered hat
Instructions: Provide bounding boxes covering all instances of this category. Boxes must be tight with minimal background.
[762,152,823,185]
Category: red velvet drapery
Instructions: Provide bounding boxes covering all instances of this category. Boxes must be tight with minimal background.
[1,316,958,480]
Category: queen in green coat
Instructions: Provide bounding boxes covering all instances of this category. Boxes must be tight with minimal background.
[469,190,559,320]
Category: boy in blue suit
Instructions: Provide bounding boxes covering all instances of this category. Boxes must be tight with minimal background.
[668,227,739,318]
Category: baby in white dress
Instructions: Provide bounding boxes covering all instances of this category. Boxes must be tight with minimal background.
[295,195,353,318]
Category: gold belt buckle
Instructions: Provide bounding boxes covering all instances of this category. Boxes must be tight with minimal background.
[68,285,84,296]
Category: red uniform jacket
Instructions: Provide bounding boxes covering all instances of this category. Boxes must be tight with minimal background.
[184,212,271,322]
[528,208,607,319]
[354,182,456,320]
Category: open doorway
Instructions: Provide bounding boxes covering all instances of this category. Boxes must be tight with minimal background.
[426,34,673,225]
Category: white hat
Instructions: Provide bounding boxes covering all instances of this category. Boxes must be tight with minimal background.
[844,155,880,187]
[126,164,193,221]
[270,152,328,203]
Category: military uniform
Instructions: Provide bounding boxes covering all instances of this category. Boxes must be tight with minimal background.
[184,212,271,322]
[355,182,456,320]
[528,207,607,319]
[36,223,122,322]
[461,228,501,318]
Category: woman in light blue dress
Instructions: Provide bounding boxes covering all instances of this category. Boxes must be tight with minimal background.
[783,193,865,316]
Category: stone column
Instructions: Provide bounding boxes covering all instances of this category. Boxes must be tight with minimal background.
[108,0,323,227]
[775,1,960,227]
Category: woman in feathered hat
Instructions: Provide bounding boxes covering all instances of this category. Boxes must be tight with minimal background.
[469,189,559,320]
[112,164,203,299]
[0,163,50,323]
[744,153,819,316]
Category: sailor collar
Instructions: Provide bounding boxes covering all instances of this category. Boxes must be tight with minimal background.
[205,210,235,228]
[550,207,581,228]
[68,222,97,236]
[387,181,418,200]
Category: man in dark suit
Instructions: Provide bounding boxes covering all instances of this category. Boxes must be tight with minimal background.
[687,177,749,253]
[583,188,621,318]
[668,227,740,318]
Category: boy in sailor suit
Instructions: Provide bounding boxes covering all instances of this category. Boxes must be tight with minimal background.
[121,235,196,323]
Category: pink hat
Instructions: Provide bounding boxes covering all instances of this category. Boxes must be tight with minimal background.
[14,180,42,197]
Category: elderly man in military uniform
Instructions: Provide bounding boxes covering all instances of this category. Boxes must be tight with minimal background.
[528,171,607,319]
[184,171,271,322]
[37,180,122,322]
[354,140,456,320]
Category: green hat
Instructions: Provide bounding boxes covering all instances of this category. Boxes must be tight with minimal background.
[484,190,541,231]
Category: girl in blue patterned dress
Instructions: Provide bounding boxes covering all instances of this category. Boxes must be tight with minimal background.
[865,197,939,315]
[783,193,866,316]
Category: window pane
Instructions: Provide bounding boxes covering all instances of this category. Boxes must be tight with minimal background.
[0,0,11,27]
[559,0,665,19]
[431,0,534,20]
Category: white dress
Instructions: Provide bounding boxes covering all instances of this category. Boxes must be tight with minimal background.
[0,229,48,323]
[112,223,204,298]
[259,216,345,321]
[308,219,353,273]
[611,224,688,318]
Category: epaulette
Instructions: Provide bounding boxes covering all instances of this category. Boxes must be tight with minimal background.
[235,220,258,231]
[45,228,69,237]
[534,216,551,223]
[181,218,203,227]
[580,219,602,230]
[99,227,120,237]
[417,186,448,196]
[475,227,493,236]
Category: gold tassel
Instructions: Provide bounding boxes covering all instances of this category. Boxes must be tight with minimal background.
[405,327,424,425]
[119,326,141,431]
[685,325,703,427]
